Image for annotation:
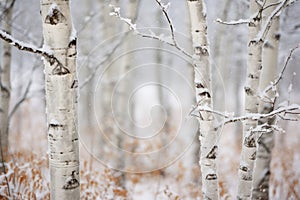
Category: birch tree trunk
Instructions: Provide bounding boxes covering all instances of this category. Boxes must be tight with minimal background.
[237,0,263,199]
[0,0,14,171]
[251,1,280,198]
[187,1,219,199]
[40,1,80,199]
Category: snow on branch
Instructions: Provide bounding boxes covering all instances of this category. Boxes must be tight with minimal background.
[263,43,300,95]
[221,104,300,126]
[215,18,250,25]
[0,29,65,70]
[109,4,192,58]
[191,103,300,129]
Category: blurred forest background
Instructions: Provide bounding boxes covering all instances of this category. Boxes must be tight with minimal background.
[0,0,300,199]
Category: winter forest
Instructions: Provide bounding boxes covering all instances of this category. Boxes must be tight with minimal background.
[0,0,300,199]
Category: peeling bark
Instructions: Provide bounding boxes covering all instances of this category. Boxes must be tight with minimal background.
[40,0,80,199]
[237,0,263,199]
[187,0,219,199]
[252,0,280,199]
[0,0,14,172]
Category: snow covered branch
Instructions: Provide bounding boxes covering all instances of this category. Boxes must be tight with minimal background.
[191,103,300,129]
[215,18,250,25]
[0,29,65,70]
[109,4,192,58]
[221,104,300,127]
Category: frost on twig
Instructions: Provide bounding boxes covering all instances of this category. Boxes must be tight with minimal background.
[109,3,192,58]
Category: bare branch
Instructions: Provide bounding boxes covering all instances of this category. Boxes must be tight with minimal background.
[109,4,192,58]
[79,35,126,89]
[9,62,40,120]
[154,0,177,46]
[263,43,300,94]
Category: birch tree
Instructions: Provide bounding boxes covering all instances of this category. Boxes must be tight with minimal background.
[0,0,14,171]
[187,0,219,199]
[40,0,80,199]
[237,1,263,199]
[252,0,280,198]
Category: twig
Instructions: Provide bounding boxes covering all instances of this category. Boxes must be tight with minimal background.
[79,35,126,89]
[109,4,192,58]
[263,43,300,94]
[8,62,40,120]
[154,0,177,46]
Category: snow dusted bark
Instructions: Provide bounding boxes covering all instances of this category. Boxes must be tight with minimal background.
[40,1,80,199]
[187,1,219,199]
[252,1,280,199]
[0,0,14,171]
[237,0,263,199]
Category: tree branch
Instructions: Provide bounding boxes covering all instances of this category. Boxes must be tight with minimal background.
[109,4,192,58]
[263,43,300,95]
[255,0,294,42]
[0,29,64,69]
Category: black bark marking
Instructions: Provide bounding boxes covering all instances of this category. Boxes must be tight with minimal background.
[68,38,77,47]
[71,80,78,89]
[52,65,70,75]
[244,87,253,96]
[250,151,256,160]
[199,91,211,98]
[239,165,248,172]
[239,165,252,181]
[206,145,218,159]
[195,46,209,56]
[244,135,256,148]
[49,123,63,129]
[62,171,79,190]
[45,7,66,25]
[195,82,204,88]
[274,33,280,40]
[206,173,217,180]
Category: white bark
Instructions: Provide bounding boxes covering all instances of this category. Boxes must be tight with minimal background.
[0,0,14,171]
[187,1,219,199]
[237,0,263,199]
[40,1,80,199]
[252,0,280,199]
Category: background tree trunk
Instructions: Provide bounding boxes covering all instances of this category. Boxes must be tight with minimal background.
[237,0,263,199]
[0,0,14,172]
[252,0,280,198]
[187,0,219,199]
[40,0,80,199]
